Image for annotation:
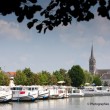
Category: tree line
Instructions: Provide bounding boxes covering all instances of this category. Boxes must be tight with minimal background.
[0,65,102,87]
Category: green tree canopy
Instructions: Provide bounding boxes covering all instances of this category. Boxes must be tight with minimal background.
[0,0,110,33]
[53,69,71,86]
[22,68,33,78]
[53,69,65,81]
[49,74,58,85]
[38,71,51,85]
[14,70,27,85]
[68,65,85,87]
[83,70,93,85]
[0,72,10,86]
[92,75,102,86]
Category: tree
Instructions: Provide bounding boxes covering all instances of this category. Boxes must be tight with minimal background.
[59,69,71,86]
[103,81,109,86]
[64,73,71,86]
[22,68,35,85]
[53,69,65,81]
[92,75,102,86]
[22,68,33,78]
[0,72,10,86]
[0,0,110,33]
[37,71,51,85]
[14,70,27,85]
[32,74,40,85]
[68,65,85,87]
[53,69,71,85]
[49,74,58,85]
[83,70,93,85]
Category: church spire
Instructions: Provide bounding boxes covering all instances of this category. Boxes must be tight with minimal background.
[89,44,96,74]
[91,44,94,58]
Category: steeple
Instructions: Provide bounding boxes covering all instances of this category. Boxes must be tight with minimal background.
[89,44,96,74]
[91,44,94,58]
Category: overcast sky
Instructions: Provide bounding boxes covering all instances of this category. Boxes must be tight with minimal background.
[0,6,110,73]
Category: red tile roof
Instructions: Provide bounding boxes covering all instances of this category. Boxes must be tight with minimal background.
[7,72,16,77]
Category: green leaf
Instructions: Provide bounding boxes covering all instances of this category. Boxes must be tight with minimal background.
[44,27,47,34]
[17,15,24,22]
[36,24,43,33]
[32,19,38,23]
[48,25,53,30]
[27,22,34,29]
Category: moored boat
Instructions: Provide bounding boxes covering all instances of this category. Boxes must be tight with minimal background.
[82,86,110,96]
[37,86,49,99]
[0,86,12,103]
[94,86,110,96]
[68,87,84,97]
[48,86,67,99]
[11,85,38,101]
[82,86,96,97]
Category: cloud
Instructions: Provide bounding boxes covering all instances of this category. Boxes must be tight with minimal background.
[20,56,28,63]
[59,16,110,48]
[95,36,106,46]
[0,20,30,41]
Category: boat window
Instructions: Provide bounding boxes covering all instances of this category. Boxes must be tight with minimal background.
[89,89,94,91]
[97,87,102,90]
[11,88,14,90]
[32,88,34,91]
[35,88,38,90]
[11,87,22,90]
[28,88,31,91]
[11,87,16,90]
[73,90,80,93]
[73,90,76,93]
[17,87,22,90]
[68,90,72,93]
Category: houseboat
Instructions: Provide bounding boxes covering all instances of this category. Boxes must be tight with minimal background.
[82,86,96,96]
[37,86,49,99]
[48,86,67,99]
[0,86,12,102]
[68,87,84,97]
[94,86,110,96]
[82,86,110,96]
[11,85,39,101]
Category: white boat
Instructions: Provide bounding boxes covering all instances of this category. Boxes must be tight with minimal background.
[82,86,96,96]
[68,87,84,97]
[48,86,67,99]
[94,86,110,96]
[82,86,110,96]
[0,86,12,102]
[37,86,49,99]
[11,86,39,101]
[59,86,70,98]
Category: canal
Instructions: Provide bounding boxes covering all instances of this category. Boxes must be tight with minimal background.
[0,96,110,110]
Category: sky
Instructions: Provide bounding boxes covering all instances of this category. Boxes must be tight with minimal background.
[0,2,110,73]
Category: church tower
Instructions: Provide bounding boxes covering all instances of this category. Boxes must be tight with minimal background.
[89,45,96,74]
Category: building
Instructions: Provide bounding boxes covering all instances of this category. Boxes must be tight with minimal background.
[89,44,96,74]
[6,72,16,78]
[89,45,110,85]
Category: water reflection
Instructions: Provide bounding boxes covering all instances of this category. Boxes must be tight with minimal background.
[0,103,12,110]
[0,96,110,110]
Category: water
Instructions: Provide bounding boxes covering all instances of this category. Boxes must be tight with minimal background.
[0,96,110,110]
